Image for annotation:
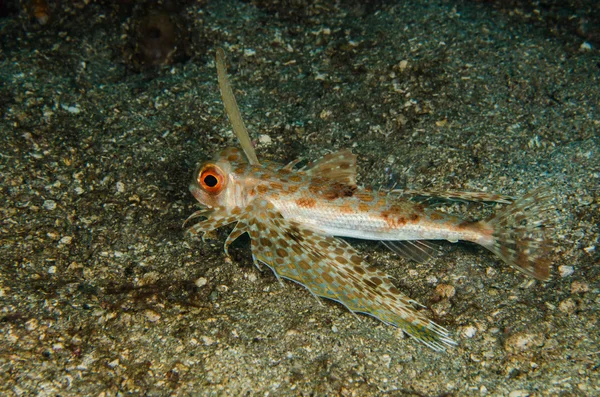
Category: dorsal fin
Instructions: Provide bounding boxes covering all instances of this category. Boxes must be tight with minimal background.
[301,149,357,187]
[216,48,260,166]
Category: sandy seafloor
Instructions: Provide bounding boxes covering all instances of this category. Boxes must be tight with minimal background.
[1,0,599,396]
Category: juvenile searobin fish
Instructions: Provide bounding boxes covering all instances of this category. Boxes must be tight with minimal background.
[185,48,554,351]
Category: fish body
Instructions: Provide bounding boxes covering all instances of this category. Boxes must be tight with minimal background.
[187,147,553,351]
[185,49,555,351]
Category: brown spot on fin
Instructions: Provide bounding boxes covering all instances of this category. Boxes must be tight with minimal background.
[301,149,357,187]
[321,182,356,200]
[217,147,246,163]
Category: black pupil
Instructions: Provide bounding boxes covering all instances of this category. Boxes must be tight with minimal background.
[203,174,218,188]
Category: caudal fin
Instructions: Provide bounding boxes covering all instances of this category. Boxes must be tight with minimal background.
[483,187,556,280]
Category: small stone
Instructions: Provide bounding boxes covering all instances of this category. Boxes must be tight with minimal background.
[319,109,333,120]
[580,41,592,51]
[58,236,73,245]
[558,298,577,313]
[583,245,595,254]
[504,332,543,353]
[116,181,125,193]
[462,325,477,338]
[195,277,208,287]
[426,275,438,284]
[398,60,408,71]
[431,298,452,317]
[43,200,57,210]
[508,391,529,397]
[558,265,574,278]
[246,273,257,282]
[107,359,119,368]
[380,354,391,368]
[47,266,57,274]
[145,309,161,322]
[258,134,272,145]
[570,281,589,294]
[436,284,456,298]
[25,318,38,331]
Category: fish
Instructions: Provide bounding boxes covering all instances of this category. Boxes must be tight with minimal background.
[185,48,555,351]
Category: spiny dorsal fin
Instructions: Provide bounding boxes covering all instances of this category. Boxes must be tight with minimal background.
[391,189,514,205]
[301,149,357,187]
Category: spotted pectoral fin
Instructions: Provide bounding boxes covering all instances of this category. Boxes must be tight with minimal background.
[391,189,514,205]
[246,198,455,351]
[301,149,357,187]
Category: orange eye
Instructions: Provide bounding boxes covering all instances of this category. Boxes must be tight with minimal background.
[198,165,225,194]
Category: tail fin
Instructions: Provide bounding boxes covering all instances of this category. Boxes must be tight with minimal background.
[483,187,556,280]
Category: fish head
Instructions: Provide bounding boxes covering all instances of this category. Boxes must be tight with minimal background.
[189,147,248,209]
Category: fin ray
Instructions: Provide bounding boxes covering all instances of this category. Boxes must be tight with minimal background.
[383,240,438,263]
[391,189,514,205]
[301,149,357,187]
[483,187,556,280]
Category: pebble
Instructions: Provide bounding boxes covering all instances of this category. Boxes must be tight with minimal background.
[436,284,456,298]
[504,332,543,353]
[380,354,391,368]
[195,277,208,287]
[558,298,577,313]
[570,281,589,294]
[145,309,161,322]
[508,391,530,397]
[258,134,272,145]
[58,236,73,245]
[462,325,477,338]
[246,273,257,282]
[558,265,574,278]
[43,200,57,210]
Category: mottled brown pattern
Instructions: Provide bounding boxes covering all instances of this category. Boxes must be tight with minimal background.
[285,185,299,193]
[355,192,375,202]
[296,197,316,208]
[320,182,356,201]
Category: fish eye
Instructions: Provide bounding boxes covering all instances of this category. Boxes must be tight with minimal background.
[198,165,225,194]
[203,174,218,187]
